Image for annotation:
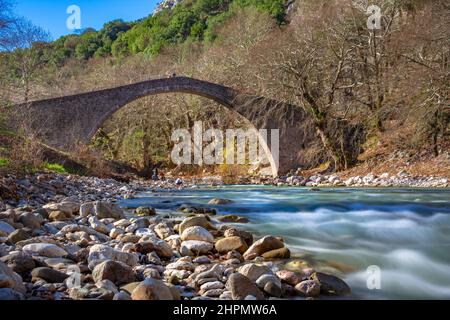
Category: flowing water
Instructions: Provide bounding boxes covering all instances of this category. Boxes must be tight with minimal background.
[120,186,450,299]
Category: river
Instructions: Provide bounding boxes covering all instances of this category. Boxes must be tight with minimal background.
[120,186,450,299]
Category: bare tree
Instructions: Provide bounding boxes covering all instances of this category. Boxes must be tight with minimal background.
[1,18,51,102]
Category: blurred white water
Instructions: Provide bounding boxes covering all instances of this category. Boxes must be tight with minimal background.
[121,186,450,299]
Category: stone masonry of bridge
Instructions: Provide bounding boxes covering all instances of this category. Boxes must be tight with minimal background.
[16,77,319,176]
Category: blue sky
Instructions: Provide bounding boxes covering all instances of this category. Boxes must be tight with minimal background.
[14,0,158,40]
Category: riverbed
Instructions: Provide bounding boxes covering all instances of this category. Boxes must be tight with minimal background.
[120,186,450,299]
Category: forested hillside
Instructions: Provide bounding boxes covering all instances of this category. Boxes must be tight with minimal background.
[0,0,448,178]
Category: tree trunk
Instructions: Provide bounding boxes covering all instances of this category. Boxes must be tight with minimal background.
[315,121,346,171]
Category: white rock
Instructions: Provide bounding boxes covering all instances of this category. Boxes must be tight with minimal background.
[181,226,214,243]
[88,244,139,268]
[180,240,213,256]
[22,243,67,258]
[135,228,155,237]
[200,281,224,291]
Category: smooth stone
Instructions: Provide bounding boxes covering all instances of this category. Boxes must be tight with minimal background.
[0,261,26,294]
[256,274,282,289]
[7,229,31,244]
[92,260,136,285]
[238,264,273,282]
[131,278,173,300]
[224,228,253,246]
[154,222,174,240]
[0,288,25,300]
[0,221,15,236]
[22,243,68,258]
[88,244,139,268]
[276,270,302,286]
[264,281,282,298]
[179,205,216,215]
[49,210,73,221]
[216,215,249,223]
[96,279,118,294]
[0,252,35,274]
[215,236,248,254]
[113,290,132,300]
[120,282,141,294]
[295,280,321,297]
[243,236,285,260]
[31,267,69,283]
[208,198,233,205]
[310,272,351,295]
[261,247,291,259]
[19,212,43,229]
[43,202,79,215]
[94,201,124,220]
[134,237,173,259]
[200,281,224,291]
[227,273,265,300]
[79,202,94,218]
[135,206,156,216]
[181,226,214,243]
[193,256,211,264]
[178,216,215,234]
[180,240,213,256]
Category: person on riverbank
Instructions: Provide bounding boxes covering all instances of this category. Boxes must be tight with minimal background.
[152,168,159,181]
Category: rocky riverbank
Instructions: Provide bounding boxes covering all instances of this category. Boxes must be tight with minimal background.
[244,171,449,188]
[0,173,353,300]
[1,170,448,300]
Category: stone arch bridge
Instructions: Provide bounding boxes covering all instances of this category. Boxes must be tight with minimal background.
[16,77,319,177]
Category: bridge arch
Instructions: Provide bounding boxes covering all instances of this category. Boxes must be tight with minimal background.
[18,77,307,177]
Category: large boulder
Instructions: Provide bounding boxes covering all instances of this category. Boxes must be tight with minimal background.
[227,273,264,300]
[181,226,214,243]
[92,260,136,285]
[131,278,173,300]
[215,236,248,254]
[94,201,124,220]
[243,236,285,260]
[22,243,68,258]
[0,261,26,294]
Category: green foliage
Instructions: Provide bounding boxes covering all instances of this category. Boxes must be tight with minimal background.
[0,158,8,167]
[43,162,68,174]
[37,0,287,62]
